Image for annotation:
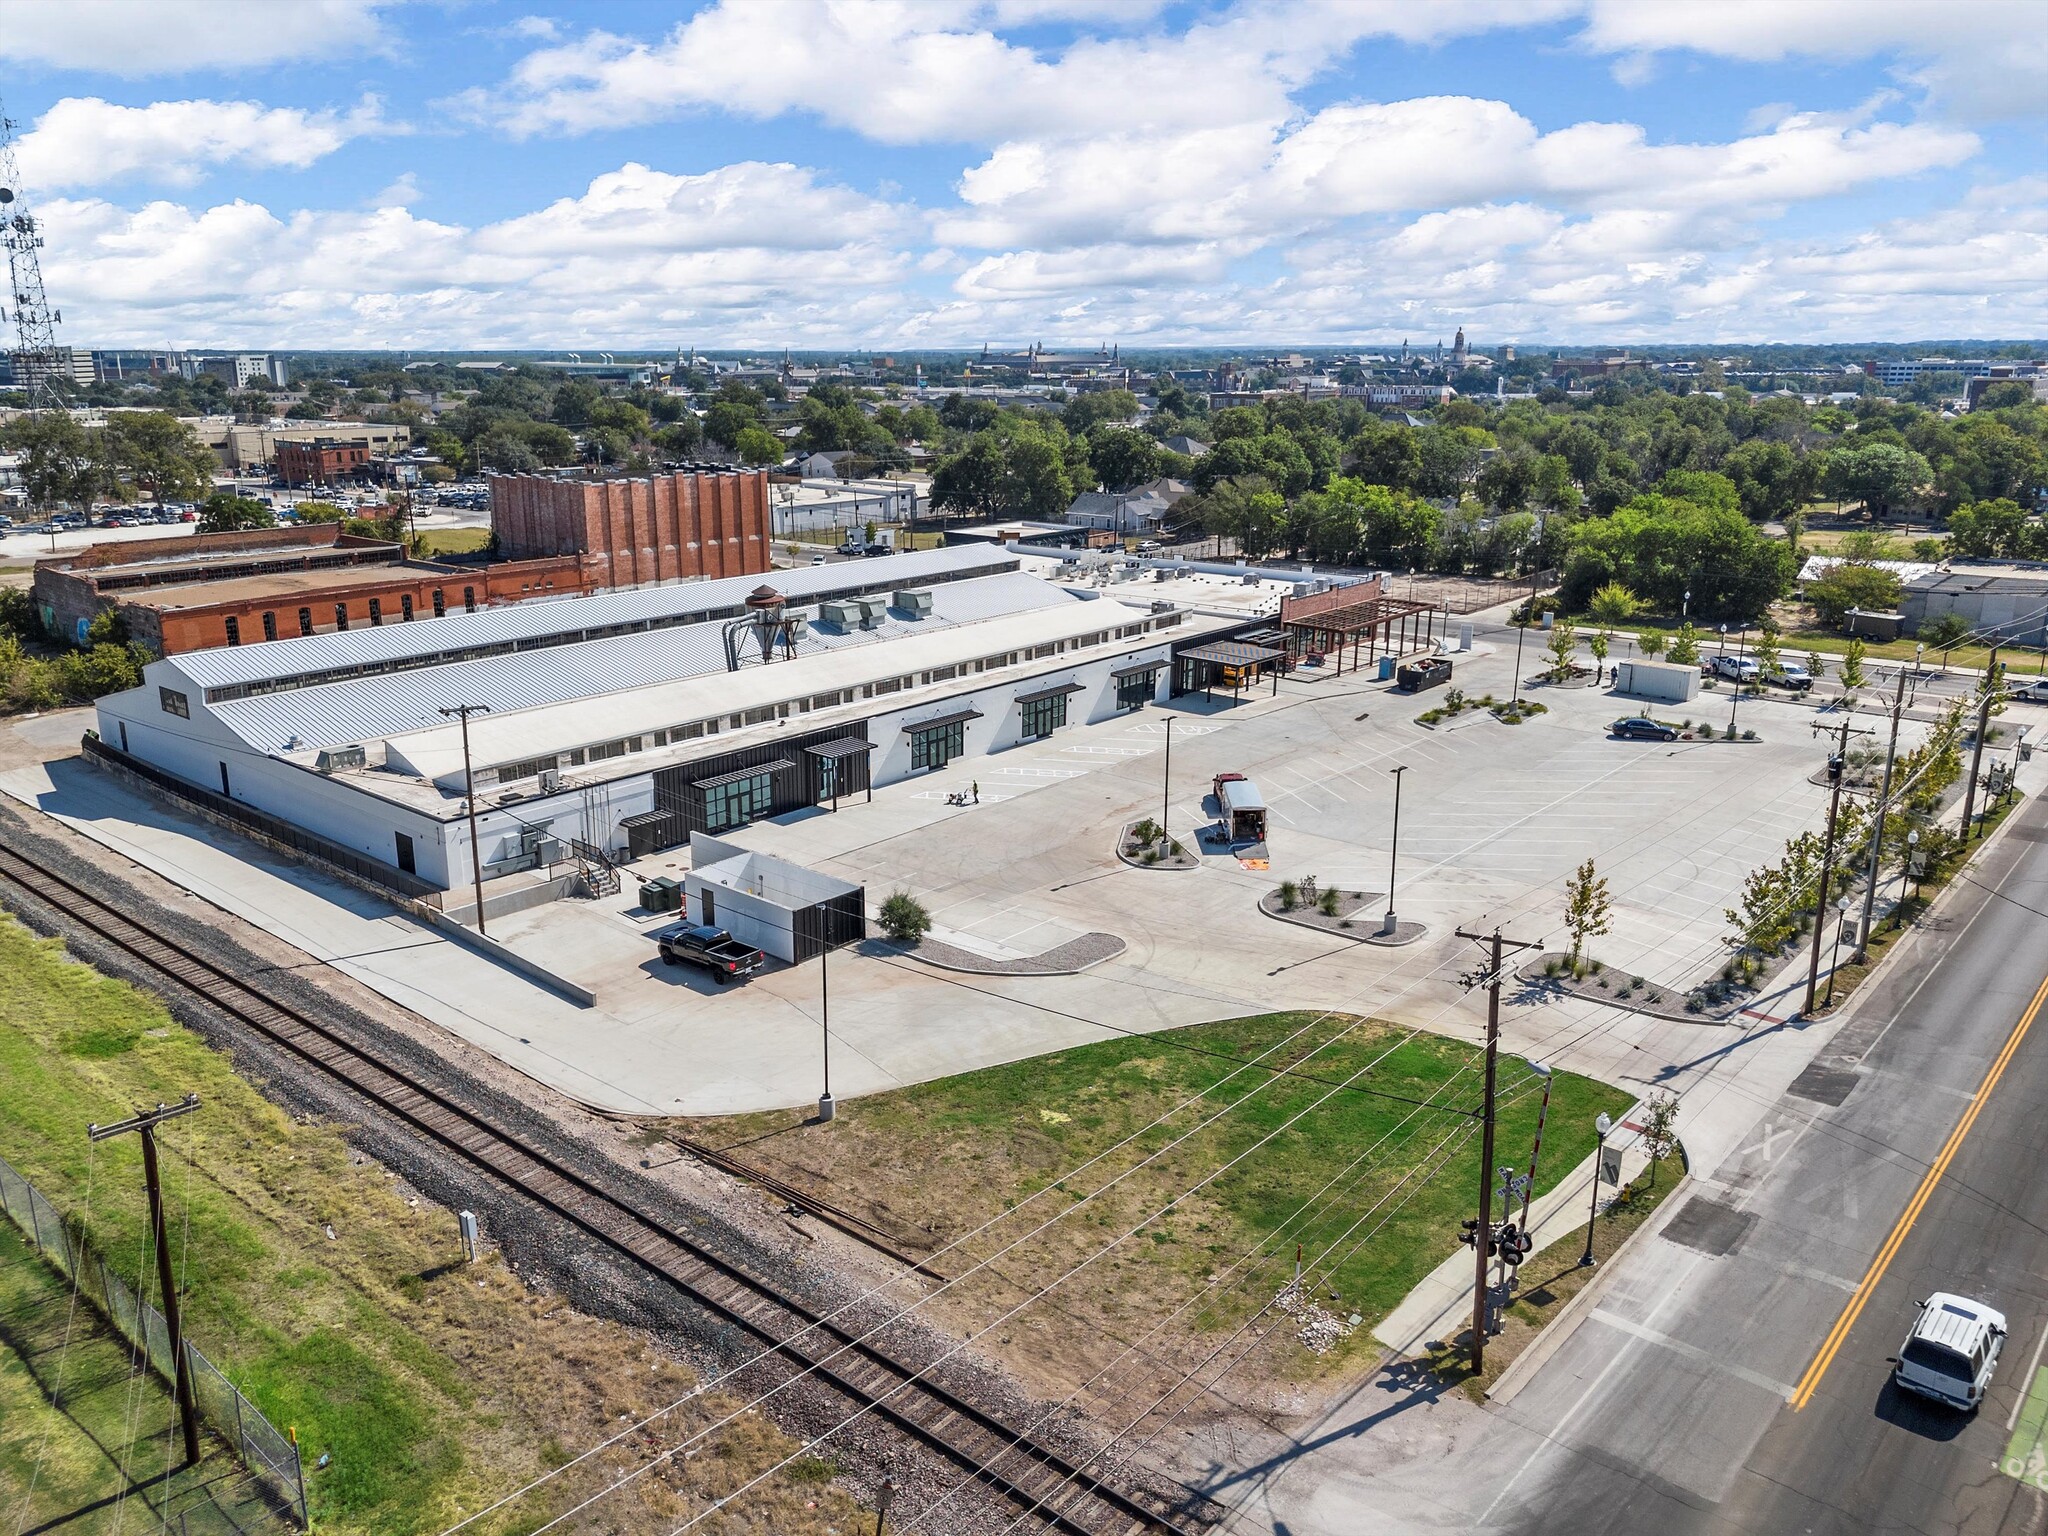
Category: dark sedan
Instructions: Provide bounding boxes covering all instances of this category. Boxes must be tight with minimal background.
[1611,716,1678,741]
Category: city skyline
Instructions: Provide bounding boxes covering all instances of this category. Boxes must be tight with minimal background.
[3,0,2044,349]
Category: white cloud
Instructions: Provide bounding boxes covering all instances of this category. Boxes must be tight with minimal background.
[18,96,394,190]
[0,0,397,75]
[39,161,915,348]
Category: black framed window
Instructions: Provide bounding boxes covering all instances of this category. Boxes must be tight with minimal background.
[910,719,966,770]
[1019,693,1067,740]
[335,603,350,631]
[261,611,278,642]
[368,598,383,626]
[159,687,189,718]
[224,615,241,646]
[297,606,313,636]
[1116,669,1159,710]
[704,770,775,831]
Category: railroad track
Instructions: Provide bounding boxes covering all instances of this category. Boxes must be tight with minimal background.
[0,838,1208,1536]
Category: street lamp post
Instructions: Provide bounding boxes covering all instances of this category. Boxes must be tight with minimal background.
[1905,828,1922,905]
[817,937,837,1123]
[1578,1111,1613,1267]
[1161,714,1173,849]
[1382,765,1407,937]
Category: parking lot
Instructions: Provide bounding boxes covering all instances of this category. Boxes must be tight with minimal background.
[11,619,1995,1119]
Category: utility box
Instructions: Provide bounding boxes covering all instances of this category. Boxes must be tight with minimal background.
[639,876,682,913]
[1614,659,1700,705]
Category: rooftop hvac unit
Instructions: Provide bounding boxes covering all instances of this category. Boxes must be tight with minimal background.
[314,744,366,773]
[785,616,809,640]
[893,588,934,618]
[538,767,563,793]
[855,594,888,627]
[819,598,861,627]
[1150,599,1175,613]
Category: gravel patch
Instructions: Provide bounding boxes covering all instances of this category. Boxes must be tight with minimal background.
[1516,951,1750,1024]
[1115,819,1199,872]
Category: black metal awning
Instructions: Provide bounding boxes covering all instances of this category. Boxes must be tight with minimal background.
[1179,639,1286,667]
[1014,680,1085,705]
[803,736,879,759]
[1110,659,1164,679]
[902,707,983,734]
[693,758,795,790]
[618,809,675,830]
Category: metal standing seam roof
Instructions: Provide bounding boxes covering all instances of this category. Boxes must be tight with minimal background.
[902,706,983,733]
[1109,658,1165,678]
[204,571,1071,753]
[166,544,1020,692]
[1179,639,1286,666]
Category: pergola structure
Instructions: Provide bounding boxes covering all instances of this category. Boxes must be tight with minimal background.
[1282,594,1443,676]
[1176,638,1288,701]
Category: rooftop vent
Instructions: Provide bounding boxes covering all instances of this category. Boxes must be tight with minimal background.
[314,744,366,773]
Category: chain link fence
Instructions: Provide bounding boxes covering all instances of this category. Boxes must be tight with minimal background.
[0,1150,308,1528]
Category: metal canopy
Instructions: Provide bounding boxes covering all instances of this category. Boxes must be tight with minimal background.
[902,706,983,734]
[1110,659,1165,679]
[1014,681,1085,705]
[802,736,879,758]
[619,809,675,829]
[694,758,795,790]
[1281,595,1437,635]
[1179,639,1286,667]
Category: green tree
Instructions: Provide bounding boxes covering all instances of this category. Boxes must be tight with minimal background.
[879,891,932,944]
[197,491,275,532]
[1559,493,1793,620]
[1562,857,1612,968]
[1636,628,1667,659]
[1840,637,1867,691]
[1919,611,1971,663]
[1588,628,1610,671]
[7,411,115,512]
[1640,1093,1680,1189]
[1824,440,1932,519]
[1545,616,1579,680]
[1667,622,1701,666]
[732,425,783,465]
[1087,427,1160,491]
[1587,582,1640,628]
[1805,564,1902,628]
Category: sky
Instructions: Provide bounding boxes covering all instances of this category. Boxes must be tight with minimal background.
[3,0,2045,352]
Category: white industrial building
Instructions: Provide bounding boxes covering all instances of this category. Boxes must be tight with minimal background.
[92,547,1235,894]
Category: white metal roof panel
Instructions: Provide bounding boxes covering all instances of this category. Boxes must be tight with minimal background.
[171,544,1017,691]
[208,571,1073,753]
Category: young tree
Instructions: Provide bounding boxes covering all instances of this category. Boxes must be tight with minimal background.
[1588,628,1610,672]
[1804,649,1828,681]
[1640,1093,1680,1189]
[1545,616,1579,681]
[1920,611,1971,667]
[1667,622,1702,666]
[1752,624,1781,680]
[1636,628,1667,659]
[1562,857,1612,968]
[1840,637,1867,691]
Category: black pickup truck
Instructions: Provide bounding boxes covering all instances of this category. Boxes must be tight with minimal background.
[652,923,766,985]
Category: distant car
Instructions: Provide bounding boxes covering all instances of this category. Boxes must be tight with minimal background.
[1710,654,1760,682]
[1133,539,1164,555]
[2017,678,2048,703]
[862,543,892,557]
[1893,1293,2006,1410]
[1763,666,1813,692]
[810,552,829,565]
[651,922,766,985]
[1611,716,1678,741]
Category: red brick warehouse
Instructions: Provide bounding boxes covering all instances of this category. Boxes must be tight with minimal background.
[488,466,772,588]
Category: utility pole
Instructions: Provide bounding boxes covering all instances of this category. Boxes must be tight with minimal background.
[439,703,491,933]
[1853,666,1910,963]
[90,1095,202,1464]
[1804,714,1858,1016]
[1455,925,1541,1374]
[1961,644,2001,841]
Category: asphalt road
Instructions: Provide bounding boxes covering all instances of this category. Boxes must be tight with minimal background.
[1483,787,2048,1535]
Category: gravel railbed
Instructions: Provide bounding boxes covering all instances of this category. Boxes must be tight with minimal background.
[0,799,1205,1534]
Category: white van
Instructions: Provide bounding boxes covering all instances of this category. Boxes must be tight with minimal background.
[1893,1292,2006,1409]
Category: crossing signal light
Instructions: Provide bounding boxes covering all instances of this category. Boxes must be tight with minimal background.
[1459,1219,1480,1247]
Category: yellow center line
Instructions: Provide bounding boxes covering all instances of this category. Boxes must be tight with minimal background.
[1790,969,2048,1410]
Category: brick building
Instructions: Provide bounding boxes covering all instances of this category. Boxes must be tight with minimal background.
[35,524,587,655]
[489,466,771,589]
[276,436,375,487]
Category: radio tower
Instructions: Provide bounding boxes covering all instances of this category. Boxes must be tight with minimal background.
[0,103,65,412]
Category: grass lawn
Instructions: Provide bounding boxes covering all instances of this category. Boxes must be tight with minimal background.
[0,910,863,1536]
[681,1013,1631,1393]
[0,1219,288,1534]
[412,527,490,557]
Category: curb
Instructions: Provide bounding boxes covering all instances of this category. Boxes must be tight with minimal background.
[1486,1166,1694,1408]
